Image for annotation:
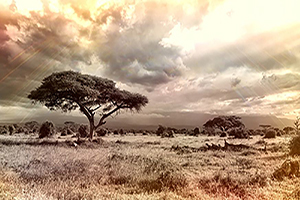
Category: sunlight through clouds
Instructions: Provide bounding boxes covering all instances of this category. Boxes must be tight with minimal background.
[1,0,300,124]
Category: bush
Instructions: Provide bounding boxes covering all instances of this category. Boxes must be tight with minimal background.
[96,128,107,136]
[161,130,174,138]
[193,127,200,136]
[264,129,276,138]
[156,125,166,136]
[290,135,300,155]
[8,125,15,135]
[39,121,56,138]
[273,159,300,180]
[220,132,227,137]
[119,129,125,135]
[16,126,26,134]
[78,125,89,138]
[25,121,39,130]
[228,128,248,139]
[0,126,8,134]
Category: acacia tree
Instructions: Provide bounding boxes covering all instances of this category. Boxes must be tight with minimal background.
[203,115,245,133]
[28,71,148,139]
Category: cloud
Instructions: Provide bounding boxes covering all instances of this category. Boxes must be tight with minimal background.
[182,25,300,74]
[90,0,210,87]
[1,0,300,122]
[231,77,241,87]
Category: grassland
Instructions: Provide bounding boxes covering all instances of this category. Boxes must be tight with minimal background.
[0,133,299,200]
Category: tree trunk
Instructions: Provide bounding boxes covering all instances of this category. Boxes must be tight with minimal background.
[89,119,94,140]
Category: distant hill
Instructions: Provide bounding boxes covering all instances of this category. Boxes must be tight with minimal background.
[2,111,295,130]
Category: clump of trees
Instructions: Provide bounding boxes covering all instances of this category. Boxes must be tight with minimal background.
[283,126,295,135]
[28,71,148,139]
[203,116,246,138]
[25,121,40,133]
[156,125,174,138]
[39,121,56,138]
[228,127,249,139]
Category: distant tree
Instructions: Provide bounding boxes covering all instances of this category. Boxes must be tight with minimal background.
[193,127,200,136]
[28,71,148,139]
[203,116,245,134]
[25,121,39,131]
[156,125,166,136]
[283,126,295,134]
[8,125,15,135]
[294,116,300,135]
[259,124,272,134]
[39,121,56,138]
[264,129,276,139]
[78,124,89,138]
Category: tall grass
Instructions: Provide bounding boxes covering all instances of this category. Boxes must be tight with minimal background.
[0,134,297,199]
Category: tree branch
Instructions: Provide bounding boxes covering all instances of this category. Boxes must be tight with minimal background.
[75,100,92,119]
[91,105,101,112]
[95,105,122,128]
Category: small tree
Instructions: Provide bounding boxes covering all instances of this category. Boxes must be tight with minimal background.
[193,127,200,136]
[28,71,148,139]
[283,126,294,134]
[259,124,271,134]
[39,121,56,138]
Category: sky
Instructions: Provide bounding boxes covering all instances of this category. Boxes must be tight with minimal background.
[1,0,300,127]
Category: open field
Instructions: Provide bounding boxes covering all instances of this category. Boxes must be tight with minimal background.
[0,133,299,200]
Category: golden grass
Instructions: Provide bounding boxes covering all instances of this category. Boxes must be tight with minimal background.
[0,134,299,199]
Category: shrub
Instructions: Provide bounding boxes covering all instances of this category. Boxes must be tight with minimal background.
[161,130,174,138]
[39,121,56,138]
[264,129,276,138]
[229,128,248,139]
[78,125,89,138]
[220,132,227,137]
[273,159,300,180]
[8,125,15,135]
[156,125,166,136]
[96,128,107,136]
[0,126,8,134]
[16,126,26,133]
[119,129,125,135]
[193,127,200,136]
[290,135,300,155]
[25,121,39,130]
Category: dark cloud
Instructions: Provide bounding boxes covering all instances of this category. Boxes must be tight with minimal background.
[231,77,241,87]
[89,1,210,86]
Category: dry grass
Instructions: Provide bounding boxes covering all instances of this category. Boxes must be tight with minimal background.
[0,133,299,199]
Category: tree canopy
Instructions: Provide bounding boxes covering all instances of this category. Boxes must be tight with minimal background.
[203,115,245,132]
[28,71,149,139]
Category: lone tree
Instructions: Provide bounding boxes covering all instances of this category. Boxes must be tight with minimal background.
[203,115,245,133]
[28,71,148,139]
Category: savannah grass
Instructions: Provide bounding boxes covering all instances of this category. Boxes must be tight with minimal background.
[0,134,299,199]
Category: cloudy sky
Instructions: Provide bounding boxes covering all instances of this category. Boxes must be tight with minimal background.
[1,0,300,127]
